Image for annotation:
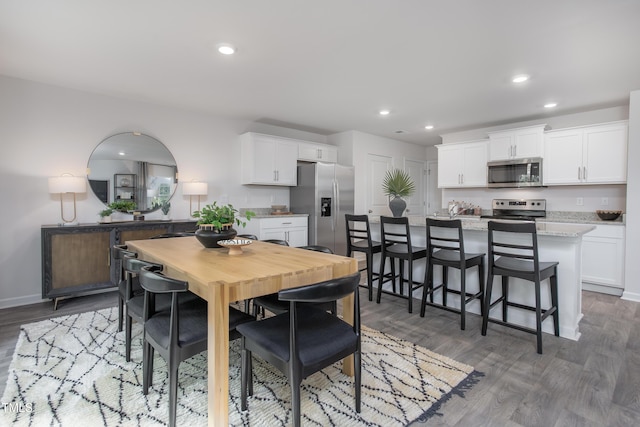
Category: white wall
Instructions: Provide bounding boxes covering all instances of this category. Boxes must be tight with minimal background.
[438,106,630,211]
[623,90,640,301]
[0,76,328,307]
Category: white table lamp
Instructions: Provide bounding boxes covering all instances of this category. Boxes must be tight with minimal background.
[48,174,86,225]
[183,181,208,215]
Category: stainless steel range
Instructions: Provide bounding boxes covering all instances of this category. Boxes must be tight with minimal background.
[481,199,546,220]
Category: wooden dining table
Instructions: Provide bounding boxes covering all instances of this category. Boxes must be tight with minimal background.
[126,236,358,426]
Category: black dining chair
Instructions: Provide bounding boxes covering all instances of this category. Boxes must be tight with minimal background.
[251,245,337,317]
[112,244,139,332]
[420,218,485,330]
[345,214,384,302]
[237,272,362,427]
[481,220,560,354]
[139,265,255,427]
[149,231,195,239]
[377,216,427,313]
[237,234,258,240]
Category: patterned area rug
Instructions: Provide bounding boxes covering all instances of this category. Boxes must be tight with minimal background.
[1,308,480,426]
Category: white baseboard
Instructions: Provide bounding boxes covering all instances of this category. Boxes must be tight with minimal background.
[621,290,640,302]
[582,283,623,296]
[0,294,45,310]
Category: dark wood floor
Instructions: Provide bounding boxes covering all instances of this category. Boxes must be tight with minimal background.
[1,288,639,426]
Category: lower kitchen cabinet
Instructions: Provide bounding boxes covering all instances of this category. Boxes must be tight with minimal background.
[239,216,308,247]
[41,220,197,307]
[581,224,625,295]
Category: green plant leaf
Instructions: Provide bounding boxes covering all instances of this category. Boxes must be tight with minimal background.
[382,169,415,197]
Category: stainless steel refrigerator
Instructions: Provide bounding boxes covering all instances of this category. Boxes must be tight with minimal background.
[290,162,354,256]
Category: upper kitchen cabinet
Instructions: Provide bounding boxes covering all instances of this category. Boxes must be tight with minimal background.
[488,124,546,161]
[240,132,298,186]
[437,140,488,188]
[298,141,338,163]
[544,121,628,185]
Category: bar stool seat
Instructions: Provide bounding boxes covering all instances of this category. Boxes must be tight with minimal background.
[420,218,485,330]
[377,216,426,313]
[345,214,384,301]
[481,220,559,354]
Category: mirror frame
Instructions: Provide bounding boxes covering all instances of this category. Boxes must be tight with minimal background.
[86,132,179,213]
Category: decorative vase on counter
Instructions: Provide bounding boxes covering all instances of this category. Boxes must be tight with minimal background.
[195,224,237,248]
[389,196,407,217]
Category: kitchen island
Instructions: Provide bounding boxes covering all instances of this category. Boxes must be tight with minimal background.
[369,216,595,341]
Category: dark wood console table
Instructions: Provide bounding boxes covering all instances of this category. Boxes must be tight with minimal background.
[41,220,197,309]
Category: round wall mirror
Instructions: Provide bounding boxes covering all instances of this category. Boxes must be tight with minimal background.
[87,132,178,213]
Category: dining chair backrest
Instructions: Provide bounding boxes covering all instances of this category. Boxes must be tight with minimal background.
[426,218,466,263]
[298,245,333,253]
[262,239,289,246]
[488,220,540,275]
[345,214,374,251]
[150,232,195,239]
[380,216,413,251]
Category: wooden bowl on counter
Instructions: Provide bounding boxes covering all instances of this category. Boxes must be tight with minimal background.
[596,210,622,221]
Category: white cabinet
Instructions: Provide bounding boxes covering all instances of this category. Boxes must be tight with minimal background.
[298,142,338,163]
[437,140,488,188]
[582,224,625,295]
[240,133,298,186]
[544,121,628,185]
[488,124,545,161]
[239,216,308,247]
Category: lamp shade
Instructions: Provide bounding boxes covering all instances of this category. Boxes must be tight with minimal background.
[183,181,208,196]
[48,175,86,194]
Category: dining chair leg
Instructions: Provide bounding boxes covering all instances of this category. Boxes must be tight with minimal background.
[502,276,509,322]
[551,269,560,336]
[481,267,494,336]
[241,344,250,411]
[365,252,374,301]
[478,261,485,319]
[442,266,449,307]
[460,268,466,330]
[355,348,362,413]
[407,259,413,313]
[376,255,386,304]
[118,296,124,332]
[535,279,543,354]
[168,357,179,427]
[125,316,133,362]
[291,374,302,427]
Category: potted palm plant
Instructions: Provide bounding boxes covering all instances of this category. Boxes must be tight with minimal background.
[192,202,255,248]
[382,168,415,217]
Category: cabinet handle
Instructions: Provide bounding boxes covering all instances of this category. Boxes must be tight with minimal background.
[274,170,277,181]
[578,167,581,180]
[583,166,587,181]
[368,209,373,213]
[282,222,292,225]
[513,145,516,157]
[317,148,322,159]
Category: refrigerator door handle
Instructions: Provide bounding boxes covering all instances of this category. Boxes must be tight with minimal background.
[332,179,338,231]
[335,179,340,231]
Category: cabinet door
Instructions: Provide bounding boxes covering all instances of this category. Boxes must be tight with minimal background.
[488,135,513,161]
[582,225,625,289]
[251,137,278,184]
[262,229,287,241]
[437,145,463,188]
[543,130,583,185]
[514,130,543,159]
[583,123,628,183]
[461,142,487,186]
[286,228,308,247]
[274,140,299,185]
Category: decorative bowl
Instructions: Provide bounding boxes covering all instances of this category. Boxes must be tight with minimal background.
[271,204,287,212]
[596,210,622,221]
[217,239,253,255]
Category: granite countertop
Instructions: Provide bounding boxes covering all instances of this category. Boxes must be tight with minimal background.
[239,208,308,218]
[369,215,596,238]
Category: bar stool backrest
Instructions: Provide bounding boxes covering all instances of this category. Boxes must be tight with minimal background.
[345,214,373,251]
[426,218,465,261]
[488,221,540,274]
[380,216,413,251]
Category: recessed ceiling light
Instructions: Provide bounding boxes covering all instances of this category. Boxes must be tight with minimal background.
[425,125,434,130]
[118,152,126,156]
[217,43,236,55]
[544,102,558,108]
[379,109,390,116]
[512,74,530,83]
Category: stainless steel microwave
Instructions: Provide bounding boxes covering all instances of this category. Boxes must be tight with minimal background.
[487,158,543,188]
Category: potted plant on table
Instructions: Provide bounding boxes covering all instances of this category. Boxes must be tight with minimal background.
[192,202,255,248]
[382,168,415,217]
[98,207,113,223]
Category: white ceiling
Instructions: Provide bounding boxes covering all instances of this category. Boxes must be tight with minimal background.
[2,0,640,146]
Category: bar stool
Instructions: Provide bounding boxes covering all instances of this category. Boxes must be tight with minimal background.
[345,214,384,301]
[419,218,485,330]
[481,220,559,354]
[377,216,426,313]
